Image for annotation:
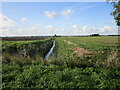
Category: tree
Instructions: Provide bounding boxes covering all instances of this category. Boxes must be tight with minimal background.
[54,34,57,37]
[90,33,100,36]
[107,0,120,26]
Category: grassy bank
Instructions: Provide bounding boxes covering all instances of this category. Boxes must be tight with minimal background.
[2,38,53,63]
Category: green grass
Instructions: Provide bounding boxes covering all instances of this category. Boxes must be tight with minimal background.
[55,36,119,51]
[2,38,52,49]
[49,36,119,68]
[2,36,120,89]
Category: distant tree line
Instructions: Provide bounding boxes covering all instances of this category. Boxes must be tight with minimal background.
[90,34,100,36]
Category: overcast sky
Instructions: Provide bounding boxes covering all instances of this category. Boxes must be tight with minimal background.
[0,2,118,36]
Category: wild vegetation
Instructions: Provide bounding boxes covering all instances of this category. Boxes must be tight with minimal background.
[2,37,53,63]
[2,36,120,89]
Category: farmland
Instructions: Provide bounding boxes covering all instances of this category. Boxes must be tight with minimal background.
[49,36,119,68]
[2,36,120,89]
[1,36,48,41]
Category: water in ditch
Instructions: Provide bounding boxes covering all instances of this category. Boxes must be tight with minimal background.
[45,40,55,60]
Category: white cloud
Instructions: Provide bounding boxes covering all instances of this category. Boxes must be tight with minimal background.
[42,25,66,35]
[44,11,58,18]
[71,24,80,33]
[1,14,118,36]
[1,28,14,36]
[71,24,98,35]
[0,14,18,36]
[110,21,115,24]
[34,24,41,27]
[107,21,116,26]
[72,24,79,29]
[0,14,42,36]
[71,24,118,35]
[21,17,27,22]
[60,28,65,31]
[100,21,118,34]
[82,26,88,31]
[99,25,118,34]
[82,4,97,10]
[20,27,40,36]
[61,9,74,16]
[0,14,17,28]
[44,25,54,30]
[43,25,55,34]
[44,9,74,18]
[55,27,65,34]
[30,27,37,30]
[1,26,41,36]
[99,26,111,33]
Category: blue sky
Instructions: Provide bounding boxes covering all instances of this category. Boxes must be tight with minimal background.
[0,2,118,36]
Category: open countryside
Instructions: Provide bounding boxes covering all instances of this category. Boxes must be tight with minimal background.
[1,1,120,89]
[2,36,120,88]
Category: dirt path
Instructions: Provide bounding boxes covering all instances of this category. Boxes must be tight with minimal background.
[63,40,93,57]
[72,47,93,57]
[63,40,77,46]
[106,51,119,67]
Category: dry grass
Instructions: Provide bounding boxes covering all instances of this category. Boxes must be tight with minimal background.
[106,50,120,68]
[72,47,93,57]
[63,40,77,46]
[2,52,44,64]
[63,40,94,57]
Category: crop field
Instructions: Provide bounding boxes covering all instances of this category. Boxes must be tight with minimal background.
[2,36,120,89]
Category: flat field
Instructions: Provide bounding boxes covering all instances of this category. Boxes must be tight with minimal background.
[53,36,119,65]
[2,36,120,88]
